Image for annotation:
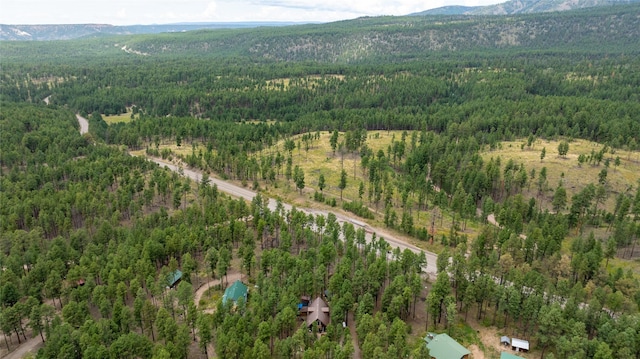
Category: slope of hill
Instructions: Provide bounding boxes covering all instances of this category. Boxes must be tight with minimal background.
[415,0,640,15]
[1,4,639,64]
[112,4,640,62]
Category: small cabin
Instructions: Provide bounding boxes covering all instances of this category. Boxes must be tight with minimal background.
[222,280,248,305]
[306,297,330,332]
[167,270,182,289]
[423,332,471,359]
[500,352,525,359]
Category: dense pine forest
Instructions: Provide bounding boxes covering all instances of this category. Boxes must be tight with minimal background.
[1,4,640,359]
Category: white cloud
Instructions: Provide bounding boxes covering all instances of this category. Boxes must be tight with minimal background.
[0,0,506,25]
[117,8,127,20]
[204,2,218,18]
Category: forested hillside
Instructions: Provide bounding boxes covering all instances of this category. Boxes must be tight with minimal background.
[2,3,640,63]
[1,5,640,359]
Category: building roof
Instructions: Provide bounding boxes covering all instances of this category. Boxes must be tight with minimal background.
[222,280,248,304]
[424,333,471,359]
[167,270,182,288]
[511,338,529,351]
[500,336,511,344]
[500,353,525,359]
[306,297,330,327]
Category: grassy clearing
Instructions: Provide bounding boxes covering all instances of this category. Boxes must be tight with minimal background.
[103,108,138,124]
[164,142,207,158]
[481,138,640,213]
[263,74,346,90]
[198,286,223,309]
[143,140,208,159]
[483,138,640,274]
[256,130,479,253]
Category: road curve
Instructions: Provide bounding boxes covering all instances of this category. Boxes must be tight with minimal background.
[76,114,89,135]
[144,156,438,277]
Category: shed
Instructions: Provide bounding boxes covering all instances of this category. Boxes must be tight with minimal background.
[167,270,182,289]
[500,353,525,359]
[423,333,471,359]
[298,296,311,315]
[500,336,510,346]
[222,280,248,305]
[511,338,529,352]
[306,297,330,332]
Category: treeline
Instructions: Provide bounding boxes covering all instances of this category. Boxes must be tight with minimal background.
[3,53,639,150]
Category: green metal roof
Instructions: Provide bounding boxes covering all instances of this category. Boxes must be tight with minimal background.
[167,270,182,287]
[424,333,471,359]
[500,353,525,359]
[222,280,248,304]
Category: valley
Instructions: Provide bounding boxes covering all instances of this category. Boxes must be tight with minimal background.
[2,4,640,359]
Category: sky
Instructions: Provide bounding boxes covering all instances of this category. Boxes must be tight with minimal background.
[1,0,505,25]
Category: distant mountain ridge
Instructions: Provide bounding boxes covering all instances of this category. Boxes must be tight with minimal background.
[113,4,640,63]
[414,0,640,15]
[0,22,306,41]
[1,3,639,63]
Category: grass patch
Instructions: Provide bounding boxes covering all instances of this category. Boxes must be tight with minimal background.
[254,130,475,254]
[103,109,137,124]
[481,138,640,214]
[198,286,223,309]
[263,74,346,91]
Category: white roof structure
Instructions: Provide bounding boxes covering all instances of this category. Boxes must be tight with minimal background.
[511,338,529,351]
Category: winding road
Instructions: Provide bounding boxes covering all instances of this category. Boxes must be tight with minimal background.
[76,113,437,276]
[76,114,89,135]
[144,156,438,277]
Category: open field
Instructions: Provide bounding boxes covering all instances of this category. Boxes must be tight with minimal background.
[255,130,479,250]
[481,138,640,214]
[103,108,138,124]
[143,130,464,255]
[143,131,640,279]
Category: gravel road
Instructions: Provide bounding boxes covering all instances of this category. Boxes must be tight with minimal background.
[146,156,438,277]
[76,114,89,135]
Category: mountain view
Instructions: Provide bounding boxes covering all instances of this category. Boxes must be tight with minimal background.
[1,2,639,359]
[0,22,307,41]
[414,0,640,15]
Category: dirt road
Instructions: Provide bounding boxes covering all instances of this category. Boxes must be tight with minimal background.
[76,114,89,135]
[145,156,438,277]
[487,213,527,240]
[2,335,43,359]
[193,272,244,358]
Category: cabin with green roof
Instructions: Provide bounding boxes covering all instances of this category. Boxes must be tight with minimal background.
[222,280,248,305]
[500,352,525,359]
[424,333,471,359]
[167,269,182,289]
